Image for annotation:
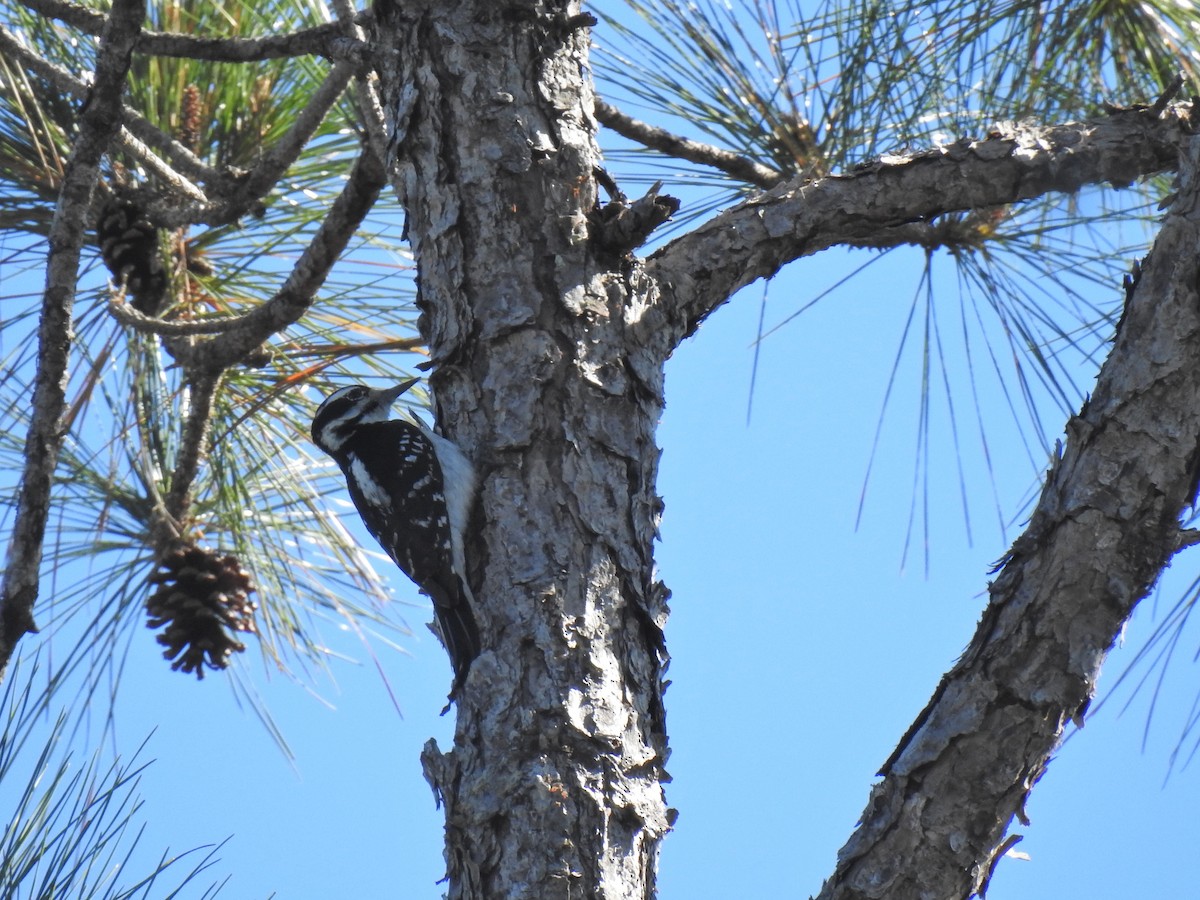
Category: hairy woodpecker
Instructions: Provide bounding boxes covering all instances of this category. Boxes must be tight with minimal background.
[311,380,481,690]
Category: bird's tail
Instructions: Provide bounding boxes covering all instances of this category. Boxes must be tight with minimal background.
[427,579,482,700]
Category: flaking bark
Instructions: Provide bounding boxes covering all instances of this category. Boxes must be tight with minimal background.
[11,1,1200,895]
[365,3,1200,896]
[373,3,670,896]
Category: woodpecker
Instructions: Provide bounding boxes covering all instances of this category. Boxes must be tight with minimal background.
[311,379,480,692]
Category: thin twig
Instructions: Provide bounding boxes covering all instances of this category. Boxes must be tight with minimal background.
[113,127,207,202]
[163,372,221,526]
[331,0,390,166]
[276,336,426,360]
[176,148,388,374]
[594,97,784,190]
[0,0,146,675]
[106,296,248,336]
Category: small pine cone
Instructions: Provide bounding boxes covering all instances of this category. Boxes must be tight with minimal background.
[96,195,167,315]
[179,84,202,154]
[146,545,258,678]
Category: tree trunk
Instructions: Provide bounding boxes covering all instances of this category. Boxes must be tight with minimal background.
[368,3,1200,896]
[373,3,671,896]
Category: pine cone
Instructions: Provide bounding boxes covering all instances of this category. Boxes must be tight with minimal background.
[179,84,202,154]
[97,195,168,315]
[146,545,258,678]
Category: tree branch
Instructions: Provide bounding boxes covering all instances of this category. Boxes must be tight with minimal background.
[594,97,785,189]
[114,138,386,563]
[136,27,369,66]
[331,0,390,167]
[162,372,221,530]
[108,123,207,202]
[817,132,1200,900]
[18,0,105,33]
[0,23,226,195]
[0,0,145,674]
[171,147,387,375]
[145,60,358,228]
[20,0,372,64]
[106,296,247,336]
[647,104,1194,344]
[7,19,359,226]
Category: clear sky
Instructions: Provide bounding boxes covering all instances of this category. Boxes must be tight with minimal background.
[4,10,1200,900]
[7,241,1197,900]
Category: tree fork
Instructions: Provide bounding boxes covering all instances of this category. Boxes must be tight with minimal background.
[373,2,671,896]
[819,134,1200,900]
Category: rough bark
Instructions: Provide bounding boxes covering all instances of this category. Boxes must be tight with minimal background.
[372,3,670,897]
[361,3,1200,897]
[817,134,1200,899]
[11,1,1200,896]
[649,104,1192,339]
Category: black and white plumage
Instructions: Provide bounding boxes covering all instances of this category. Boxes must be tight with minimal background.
[311,380,480,690]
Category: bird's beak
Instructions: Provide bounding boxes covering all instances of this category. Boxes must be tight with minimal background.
[373,377,419,409]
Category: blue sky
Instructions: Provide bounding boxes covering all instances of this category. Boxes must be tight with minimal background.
[7,239,1196,900]
[4,8,1200,900]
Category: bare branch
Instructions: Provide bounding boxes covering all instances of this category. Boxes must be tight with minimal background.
[174,148,388,374]
[594,98,784,189]
[0,0,145,673]
[109,125,207,202]
[647,104,1194,345]
[817,132,1200,900]
[18,0,104,33]
[21,0,373,64]
[162,373,221,528]
[136,26,371,66]
[106,295,246,336]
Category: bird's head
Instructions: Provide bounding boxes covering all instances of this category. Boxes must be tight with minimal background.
[311,378,419,455]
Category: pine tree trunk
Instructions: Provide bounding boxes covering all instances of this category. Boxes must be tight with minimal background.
[369,3,1200,896]
[373,3,671,896]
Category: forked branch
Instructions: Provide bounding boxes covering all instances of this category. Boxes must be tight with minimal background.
[171,148,388,374]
